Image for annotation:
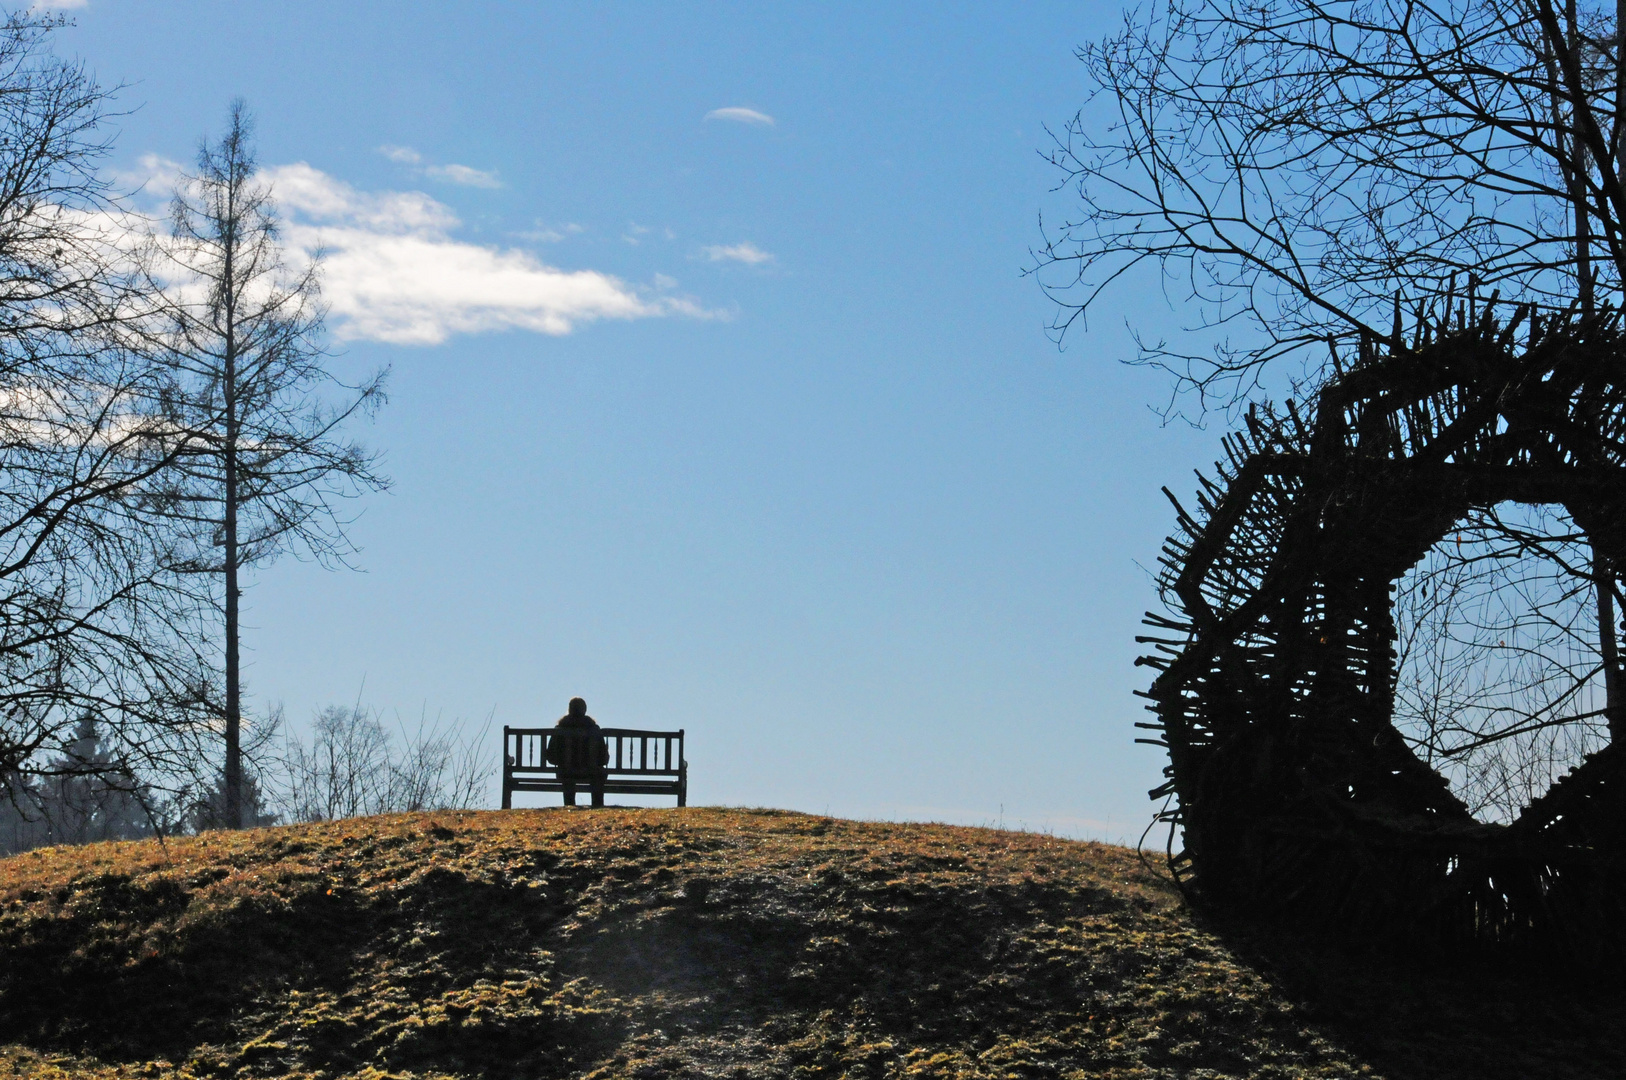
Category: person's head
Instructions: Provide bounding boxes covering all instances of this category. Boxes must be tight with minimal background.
[568,697,587,717]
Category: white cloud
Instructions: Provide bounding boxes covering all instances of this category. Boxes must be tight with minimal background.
[113,153,185,200]
[253,163,713,345]
[514,222,583,243]
[424,162,501,189]
[30,0,88,9]
[705,107,775,127]
[116,158,711,346]
[269,162,457,233]
[378,145,502,188]
[701,242,774,265]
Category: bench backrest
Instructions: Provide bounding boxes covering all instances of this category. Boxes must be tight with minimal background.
[504,726,685,777]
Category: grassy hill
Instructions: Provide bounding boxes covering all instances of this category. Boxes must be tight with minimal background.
[0,808,1621,1080]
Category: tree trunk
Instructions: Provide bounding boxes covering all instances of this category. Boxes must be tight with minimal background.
[1567,0,1595,315]
[1599,549,1622,744]
[1618,0,1625,307]
[223,405,239,827]
[222,177,241,831]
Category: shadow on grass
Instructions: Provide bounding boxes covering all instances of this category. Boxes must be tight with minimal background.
[0,868,372,1054]
[1204,912,1626,1080]
[0,860,625,1078]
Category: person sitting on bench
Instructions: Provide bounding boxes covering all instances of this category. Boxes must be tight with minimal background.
[548,696,609,807]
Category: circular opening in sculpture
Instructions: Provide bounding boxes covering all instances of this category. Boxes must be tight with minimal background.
[1390,501,1613,824]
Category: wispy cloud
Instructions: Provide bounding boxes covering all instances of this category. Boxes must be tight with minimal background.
[704,106,775,127]
[115,153,186,200]
[514,222,584,243]
[378,145,502,189]
[119,158,714,345]
[424,163,501,189]
[29,0,88,9]
[701,242,774,265]
[258,164,712,344]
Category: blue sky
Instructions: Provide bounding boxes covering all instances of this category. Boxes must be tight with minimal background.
[55,1,1216,840]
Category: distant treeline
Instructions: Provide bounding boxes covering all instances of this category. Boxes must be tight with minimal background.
[0,704,490,855]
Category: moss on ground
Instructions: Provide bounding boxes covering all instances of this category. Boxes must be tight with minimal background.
[0,807,1619,1079]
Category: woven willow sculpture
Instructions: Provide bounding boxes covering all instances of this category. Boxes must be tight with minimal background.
[1141,300,1626,951]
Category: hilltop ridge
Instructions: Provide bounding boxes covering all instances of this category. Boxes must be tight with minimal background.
[0,808,1620,1079]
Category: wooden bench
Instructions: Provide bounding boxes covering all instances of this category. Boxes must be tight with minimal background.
[501,726,687,808]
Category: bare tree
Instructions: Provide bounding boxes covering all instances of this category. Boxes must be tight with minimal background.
[143,101,388,829]
[1037,0,1626,413]
[1391,503,1614,821]
[275,702,491,823]
[0,13,227,817]
[1050,0,1626,815]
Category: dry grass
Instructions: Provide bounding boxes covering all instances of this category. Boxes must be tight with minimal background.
[0,807,1620,1079]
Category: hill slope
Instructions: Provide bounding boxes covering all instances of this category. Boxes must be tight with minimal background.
[0,808,1621,1079]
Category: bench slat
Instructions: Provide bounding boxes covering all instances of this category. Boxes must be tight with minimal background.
[508,778,684,795]
[501,726,687,808]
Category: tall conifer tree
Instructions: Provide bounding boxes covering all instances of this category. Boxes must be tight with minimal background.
[149,101,388,827]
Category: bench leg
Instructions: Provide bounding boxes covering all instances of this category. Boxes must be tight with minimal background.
[501,780,511,810]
